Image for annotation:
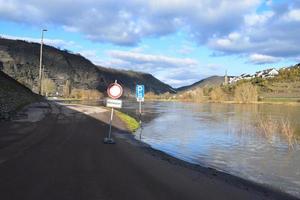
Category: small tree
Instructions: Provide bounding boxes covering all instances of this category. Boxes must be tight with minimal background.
[190,88,204,102]
[210,87,227,102]
[234,82,258,103]
[42,78,56,96]
[63,80,72,98]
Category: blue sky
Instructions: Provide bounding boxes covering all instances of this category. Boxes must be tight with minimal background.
[0,0,299,88]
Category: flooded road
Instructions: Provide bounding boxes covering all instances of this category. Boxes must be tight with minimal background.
[123,101,300,198]
[65,100,300,197]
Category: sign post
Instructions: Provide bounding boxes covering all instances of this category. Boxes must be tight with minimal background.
[136,85,144,140]
[104,80,123,144]
[136,84,144,114]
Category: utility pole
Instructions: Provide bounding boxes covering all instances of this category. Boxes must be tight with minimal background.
[41,64,44,95]
[38,29,47,95]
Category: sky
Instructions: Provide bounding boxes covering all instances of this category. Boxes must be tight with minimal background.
[0,0,300,88]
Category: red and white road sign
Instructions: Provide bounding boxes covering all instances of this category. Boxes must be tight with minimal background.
[107,82,123,99]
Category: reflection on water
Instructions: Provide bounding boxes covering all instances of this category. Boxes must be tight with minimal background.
[131,102,300,197]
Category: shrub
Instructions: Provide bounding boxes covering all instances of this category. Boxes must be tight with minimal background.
[145,92,158,99]
[63,80,71,98]
[41,78,56,96]
[177,88,205,102]
[234,82,258,103]
[209,87,227,102]
[280,118,297,149]
[70,89,103,100]
[255,115,297,149]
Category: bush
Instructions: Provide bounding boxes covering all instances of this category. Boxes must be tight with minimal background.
[63,80,71,98]
[177,88,205,102]
[70,89,103,100]
[41,78,56,96]
[209,87,227,102]
[145,92,158,99]
[234,82,258,103]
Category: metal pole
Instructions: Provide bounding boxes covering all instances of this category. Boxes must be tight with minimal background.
[38,29,47,95]
[41,65,44,95]
[104,107,115,144]
[139,100,142,140]
[139,101,141,115]
[108,107,114,139]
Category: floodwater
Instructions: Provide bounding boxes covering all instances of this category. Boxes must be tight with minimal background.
[123,101,300,198]
[64,100,300,197]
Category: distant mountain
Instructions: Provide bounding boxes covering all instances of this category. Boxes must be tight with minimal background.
[0,70,40,119]
[95,66,176,94]
[177,76,225,92]
[0,38,175,96]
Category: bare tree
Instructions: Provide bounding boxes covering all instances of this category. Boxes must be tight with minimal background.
[234,82,258,103]
[42,78,56,96]
[63,80,72,98]
[210,87,227,102]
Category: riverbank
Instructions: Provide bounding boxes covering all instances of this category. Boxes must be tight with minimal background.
[0,102,298,200]
[151,98,300,106]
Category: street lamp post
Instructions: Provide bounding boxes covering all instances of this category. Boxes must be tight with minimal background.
[38,29,47,95]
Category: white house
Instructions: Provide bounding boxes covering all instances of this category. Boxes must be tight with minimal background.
[228,68,279,84]
[267,69,279,76]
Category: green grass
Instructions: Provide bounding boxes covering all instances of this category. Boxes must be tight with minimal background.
[261,97,300,103]
[115,110,140,133]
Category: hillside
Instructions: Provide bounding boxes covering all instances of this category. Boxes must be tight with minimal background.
[173,63,300,103]
[0,71,41,120]
[253,63,300,100]
[0,38,174,97]
[177,76,225,92]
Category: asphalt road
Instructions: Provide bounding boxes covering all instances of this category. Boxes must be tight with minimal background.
[0,103,298,200]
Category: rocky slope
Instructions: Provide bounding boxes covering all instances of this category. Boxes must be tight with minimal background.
[0,38,174,96]
[0,71,41,120]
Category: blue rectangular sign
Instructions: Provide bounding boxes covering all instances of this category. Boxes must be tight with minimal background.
[136,85,144,101]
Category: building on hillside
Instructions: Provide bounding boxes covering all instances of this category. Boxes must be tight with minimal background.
[228,68,279,84]
[255,68,279,78]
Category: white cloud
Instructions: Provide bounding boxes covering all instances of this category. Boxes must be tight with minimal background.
[1,0,300,61]
[208,4,300,59]
[283,9,300,22]
[208,32,251,53]
[248,54,281,64]
[244,11,274,27]
[0,0,260,45]
[177,44,194,54]
[103,49,223,87]
[108,50,198,68]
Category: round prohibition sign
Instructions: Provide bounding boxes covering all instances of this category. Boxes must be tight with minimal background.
[107,82,123,99]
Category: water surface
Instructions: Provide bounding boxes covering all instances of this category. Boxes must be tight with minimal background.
[124,102,300,197]
[68,100,300,197]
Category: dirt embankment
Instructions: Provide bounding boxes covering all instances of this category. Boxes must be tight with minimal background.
[0,71,41,120]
